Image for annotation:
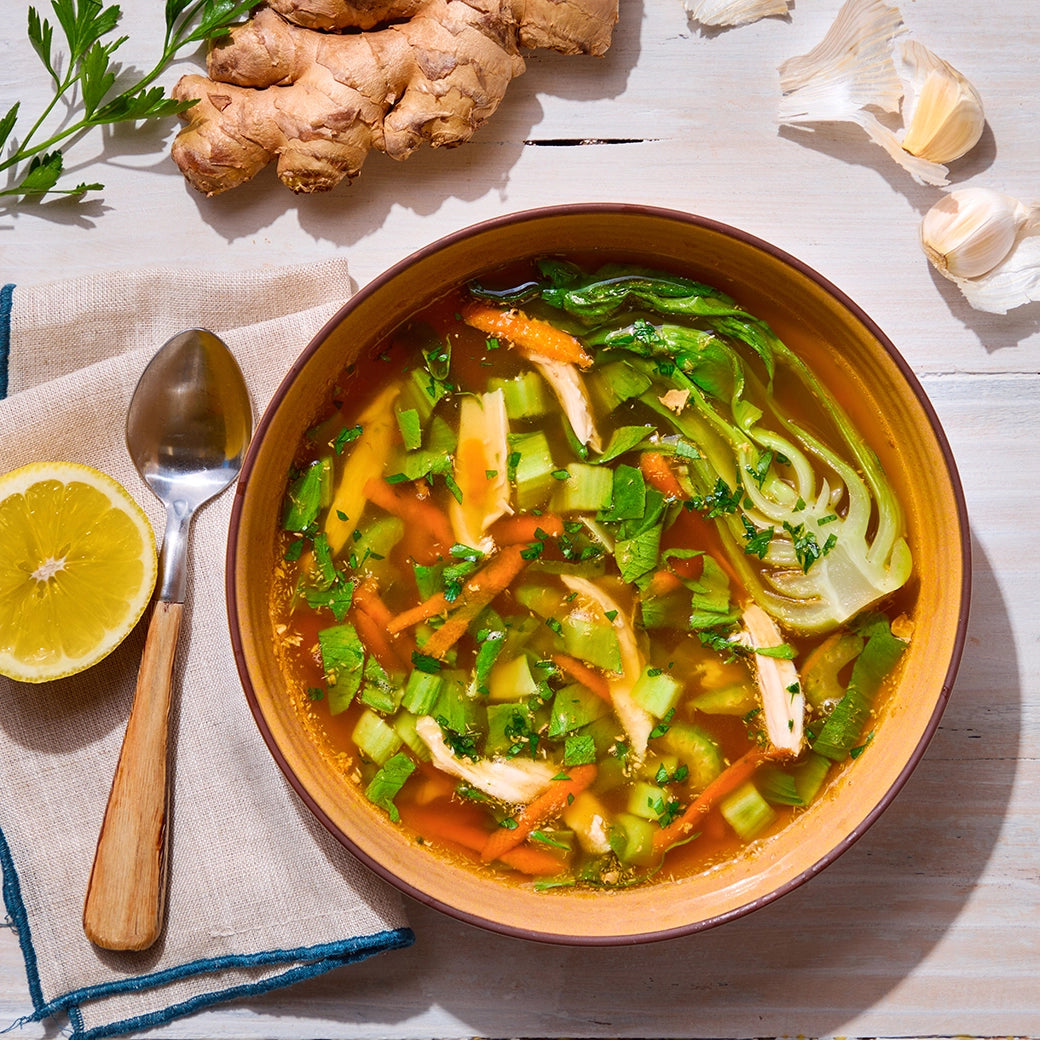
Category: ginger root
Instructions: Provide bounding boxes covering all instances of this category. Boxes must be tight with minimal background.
[171,0,618,195]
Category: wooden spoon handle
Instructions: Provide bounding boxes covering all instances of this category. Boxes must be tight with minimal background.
[83,600,183,951]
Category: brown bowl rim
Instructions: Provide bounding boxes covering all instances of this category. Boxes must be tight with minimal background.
[226,202,972,945]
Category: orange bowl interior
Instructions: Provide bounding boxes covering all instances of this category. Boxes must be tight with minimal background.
[226,204,969,944]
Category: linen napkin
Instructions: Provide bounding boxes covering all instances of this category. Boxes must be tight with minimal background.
[0,262,414,1040]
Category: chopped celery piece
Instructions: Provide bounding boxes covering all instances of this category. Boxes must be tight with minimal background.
[392,712,431,761]
[395,406,423,451]
[365,751,416,821]
[359,657,404,714]
[802,631,865,708]
[490,370,550,418]
[548,682,610,737]
[630,665,682,719]
[687,555,738,630]
[433,673,484,734]
[609,811,657,866]
[413,560,446,601]
[627,780,670,821]
[487,654,540,703]
[353,709,403,766]
[793,752,832,804]
[318,623,366,715]
[485,702,536,757]
[561,612,621,673]
[659,722,723,791]
[508,430,556,510]
[400,361,444,421]
[283,457,332,532]
[551,463,614,514]
[580,714,624,755]
[472,626,506,695]
[391,414,457,483]
[401,669,443,714]
[587,360,653,412]
[349,514,404,574]
[719,780,776,840]
[757,766,804,806]
[689,682,758,716]
[515,583,568,619]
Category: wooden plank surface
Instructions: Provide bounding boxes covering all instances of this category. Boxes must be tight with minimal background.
[2,0,1039,1036]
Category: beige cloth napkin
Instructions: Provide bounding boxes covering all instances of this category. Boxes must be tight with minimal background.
[0,263,413,1039]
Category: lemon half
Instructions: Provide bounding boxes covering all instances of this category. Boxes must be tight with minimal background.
[0,461,158,683]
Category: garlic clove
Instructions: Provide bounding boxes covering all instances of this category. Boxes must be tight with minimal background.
[685,0,790,28]
[920,187,1027,279]
[898,40,985,163]
[921,187,1040,314]
[777,0,986,186]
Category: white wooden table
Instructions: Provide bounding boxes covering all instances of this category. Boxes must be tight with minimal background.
[2,0,1038,1036]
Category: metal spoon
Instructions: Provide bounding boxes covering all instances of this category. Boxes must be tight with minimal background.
[83,329,252,952]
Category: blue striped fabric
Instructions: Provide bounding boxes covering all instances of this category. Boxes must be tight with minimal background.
[0,282,13,400]
[1,812,413,1039]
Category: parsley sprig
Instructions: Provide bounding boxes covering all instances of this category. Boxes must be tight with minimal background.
[1,0,254,201]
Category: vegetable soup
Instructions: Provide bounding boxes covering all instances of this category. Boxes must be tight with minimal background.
[272,259,914,890]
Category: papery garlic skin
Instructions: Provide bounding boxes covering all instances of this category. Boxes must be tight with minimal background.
[899,41,985,163]
[686,0,790,28]
[777,0,985,186]
[921,188,1040,314]
[921,188,1026,279]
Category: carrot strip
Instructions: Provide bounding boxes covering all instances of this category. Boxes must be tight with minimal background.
[461,302,593,369]
[352,604,408,673]
[363,477,454,560]
[480,764,597,864]
[421,544,530,659]
[640,451,686,499]
[399,802,566,877]
[489,513,565,545]
[552,653,612,704]
[386,593,449,634]
[353,579,414,669]
[652,747,768,856]
[499,843,568,877]
[352,578,394,627]
[398,802,489,853]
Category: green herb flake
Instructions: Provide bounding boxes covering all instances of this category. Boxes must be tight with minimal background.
[411,651,443,674]
[334,424,363,453]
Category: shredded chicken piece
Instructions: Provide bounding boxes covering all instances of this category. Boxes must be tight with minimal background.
[560,575,653,760]
[415,715,557,803]
[532,358,603,452]
[739,603,805,757]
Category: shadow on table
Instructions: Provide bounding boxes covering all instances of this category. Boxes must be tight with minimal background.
[243,535,1016,1037]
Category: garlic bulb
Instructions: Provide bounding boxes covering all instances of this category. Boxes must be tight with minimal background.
[899,41,985,163]
[921,188,1025,279]
[685,0,790,28]
[921,188,1040,314]
[777,0,986,186]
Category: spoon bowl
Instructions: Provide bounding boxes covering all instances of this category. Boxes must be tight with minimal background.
[83,329,252,952]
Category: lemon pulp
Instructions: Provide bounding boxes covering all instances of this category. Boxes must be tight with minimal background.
[0,461,158,683]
